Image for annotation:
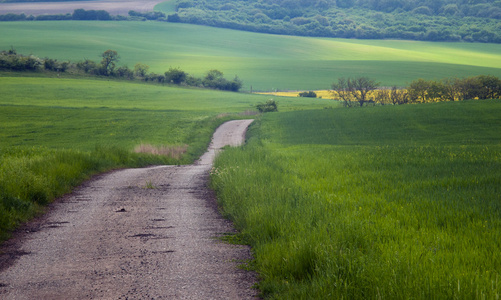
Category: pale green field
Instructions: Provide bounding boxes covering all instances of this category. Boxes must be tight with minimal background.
[1,21,501,90]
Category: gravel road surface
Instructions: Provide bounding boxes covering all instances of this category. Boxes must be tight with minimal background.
[0,119,257,299]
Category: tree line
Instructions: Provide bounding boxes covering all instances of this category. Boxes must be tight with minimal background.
[169,0,501,43]
[331,75,501,107]
[0,9,167,21]
[2,1,501,43]
[0,49,243,92]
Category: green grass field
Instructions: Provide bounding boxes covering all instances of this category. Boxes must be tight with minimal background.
[211,100,501,299]
[0,74,331,240]
[0,76,333,150]
[2,21,501,90]
[2,18,501,297]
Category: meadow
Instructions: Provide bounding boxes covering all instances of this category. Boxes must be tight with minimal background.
[2,16,501,298]
[0,74,332,239]
[2,21,501,90]
[211,100,501,299]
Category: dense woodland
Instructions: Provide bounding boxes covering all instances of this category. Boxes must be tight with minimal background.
[169,0,501,42]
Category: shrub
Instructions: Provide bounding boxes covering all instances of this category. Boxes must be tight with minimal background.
[298,91,317,97]
[256,99,278,112]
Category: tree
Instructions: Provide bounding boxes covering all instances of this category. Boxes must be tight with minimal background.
[116,66,134,79]
[390,86,409,105]
[476,75,501,99]
[134,63,149,78]
[76,59,97,73]
[165,67,187,84]
[256,99,278,112]
[332,77,379,107]
[298,91,317,97]
[226,75,243,92]
[331,77,354,106]
[374,88,390,105]
[100,50,120,76]
[348,77,379,106]
[408,78,431,103]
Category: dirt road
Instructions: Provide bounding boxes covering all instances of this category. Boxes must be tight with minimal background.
[0,119,257,299]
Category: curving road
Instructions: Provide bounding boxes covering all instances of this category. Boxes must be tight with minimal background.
[0,119,257,299]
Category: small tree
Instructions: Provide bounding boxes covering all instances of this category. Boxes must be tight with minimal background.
[331,77,354,106]
[408,78,431,103]
[390,86,409,105]
[100,49,120,76]
[374,88,390,105]
[348,77,379,107]
[332,77,379,107]
[76,59,97,73]
[116,66,134,79]
[165,67,187,84]
[226,75,243,92]
[298,91,317,97]
[256,99,278,112]
[134,63,149,78]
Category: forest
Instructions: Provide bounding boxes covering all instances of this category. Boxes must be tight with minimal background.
[169,0,501,43]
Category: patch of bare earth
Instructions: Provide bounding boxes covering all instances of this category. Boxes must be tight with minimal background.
[0,119,258,299]
[0,0,166,16]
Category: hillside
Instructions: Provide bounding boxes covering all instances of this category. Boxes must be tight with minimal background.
[166,0,501,43]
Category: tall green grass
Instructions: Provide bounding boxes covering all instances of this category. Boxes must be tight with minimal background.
[2,21,501,90]
[211,100,501,299]
[0,145,179,240]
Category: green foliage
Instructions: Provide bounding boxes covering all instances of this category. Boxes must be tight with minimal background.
[332,75,501,106]
[128,10,166,21]
[298,91,316,97]
[211,100,501,298]
[164,67,187,84]
[407,75,501,103]
[202,69,243,91]
[332,76,380,106]
[100,49,119,75]
[2,48,244,91]
[256,99,278,112]
[171,0,501,43]
[72,8,111,21]
[0,49,42,71]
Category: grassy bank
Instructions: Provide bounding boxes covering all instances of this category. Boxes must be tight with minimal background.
[0,146,176,240]
[2,21,501,90]
[211,100,501,298]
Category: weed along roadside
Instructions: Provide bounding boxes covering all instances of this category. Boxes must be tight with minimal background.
[0,119,258,299]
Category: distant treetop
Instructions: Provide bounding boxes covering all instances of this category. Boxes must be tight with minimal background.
[167,0,501,43]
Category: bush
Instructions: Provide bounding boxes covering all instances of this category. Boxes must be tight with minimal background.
[165,67,187,84]
[256,99,278,112]
[298,91,317,97]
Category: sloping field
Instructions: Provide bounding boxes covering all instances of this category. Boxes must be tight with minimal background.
[1,21,501,90]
